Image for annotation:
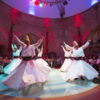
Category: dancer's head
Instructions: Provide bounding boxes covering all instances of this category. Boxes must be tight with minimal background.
[14,44,18,50]
[73,41,79,49]
[13,44,18,51]
[65,47,70,51]
[25,35,30,46]
[37,48,41,53]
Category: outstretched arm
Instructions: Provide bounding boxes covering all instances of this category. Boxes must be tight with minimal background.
[37,45,43,56]
[33,37,43,48]
[19,46,23,52]
[61,45,66,53]
[11,44,15,51]
[14,35,26,47]
[40,45,43,53]
[81,40,91,50]
[11,44,17,52]
[63,42,73,50]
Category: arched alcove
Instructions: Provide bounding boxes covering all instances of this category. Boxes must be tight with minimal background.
[85,25,100,55]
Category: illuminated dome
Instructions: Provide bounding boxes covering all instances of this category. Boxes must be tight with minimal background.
[2,0,100,18]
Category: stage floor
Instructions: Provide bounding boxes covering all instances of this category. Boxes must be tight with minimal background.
[0,68,99,99]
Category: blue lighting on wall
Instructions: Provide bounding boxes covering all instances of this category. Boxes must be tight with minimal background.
[91,0,98,6]
[28,1,35,15]
[39,3,43,7]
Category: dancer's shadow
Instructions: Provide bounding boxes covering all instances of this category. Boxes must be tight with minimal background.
[0,83,44,98]
[18,83,44,97]
[0,88,15,93]
[67,78,90,86]
[73,80,90,85]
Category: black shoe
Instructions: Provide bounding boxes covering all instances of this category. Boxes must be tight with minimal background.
[92,78,100,84]
[74,78,78,80]
[80,76,85,80]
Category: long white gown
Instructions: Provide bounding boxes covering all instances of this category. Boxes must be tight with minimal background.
[34,47,51,75]
[4,44,22,74]
[64,42,99,81]
[60,46,72,72]
[2,37,51,89]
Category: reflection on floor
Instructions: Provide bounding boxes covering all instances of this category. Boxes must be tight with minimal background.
[0,68,99,98]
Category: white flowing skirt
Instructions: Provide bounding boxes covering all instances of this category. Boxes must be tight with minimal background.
[2,59,51,89]
[63,60,99,81]
[60,59,72,72]
[34,58,51,74]
[4,58,22,74]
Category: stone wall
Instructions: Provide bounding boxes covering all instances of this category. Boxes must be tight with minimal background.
[0,1,100,57]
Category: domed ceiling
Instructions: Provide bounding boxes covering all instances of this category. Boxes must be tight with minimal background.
[2,0,100,18]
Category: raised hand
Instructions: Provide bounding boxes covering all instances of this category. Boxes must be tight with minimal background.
[63,41,66,45]
[61,45,64,48]
[12,35,17,41]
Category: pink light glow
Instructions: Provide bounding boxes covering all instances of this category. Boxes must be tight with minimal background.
[74,14,82,27]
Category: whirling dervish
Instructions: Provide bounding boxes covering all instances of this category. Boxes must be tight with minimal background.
[34,45,51,78]
[2,35,51,89]
[63,40,99,81]
[4,44,22,75]
[60,45,72,72]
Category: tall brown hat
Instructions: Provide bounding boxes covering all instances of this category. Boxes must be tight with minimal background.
[73,41,78,46]
[14,44,17,49]
[25,35,30,42]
